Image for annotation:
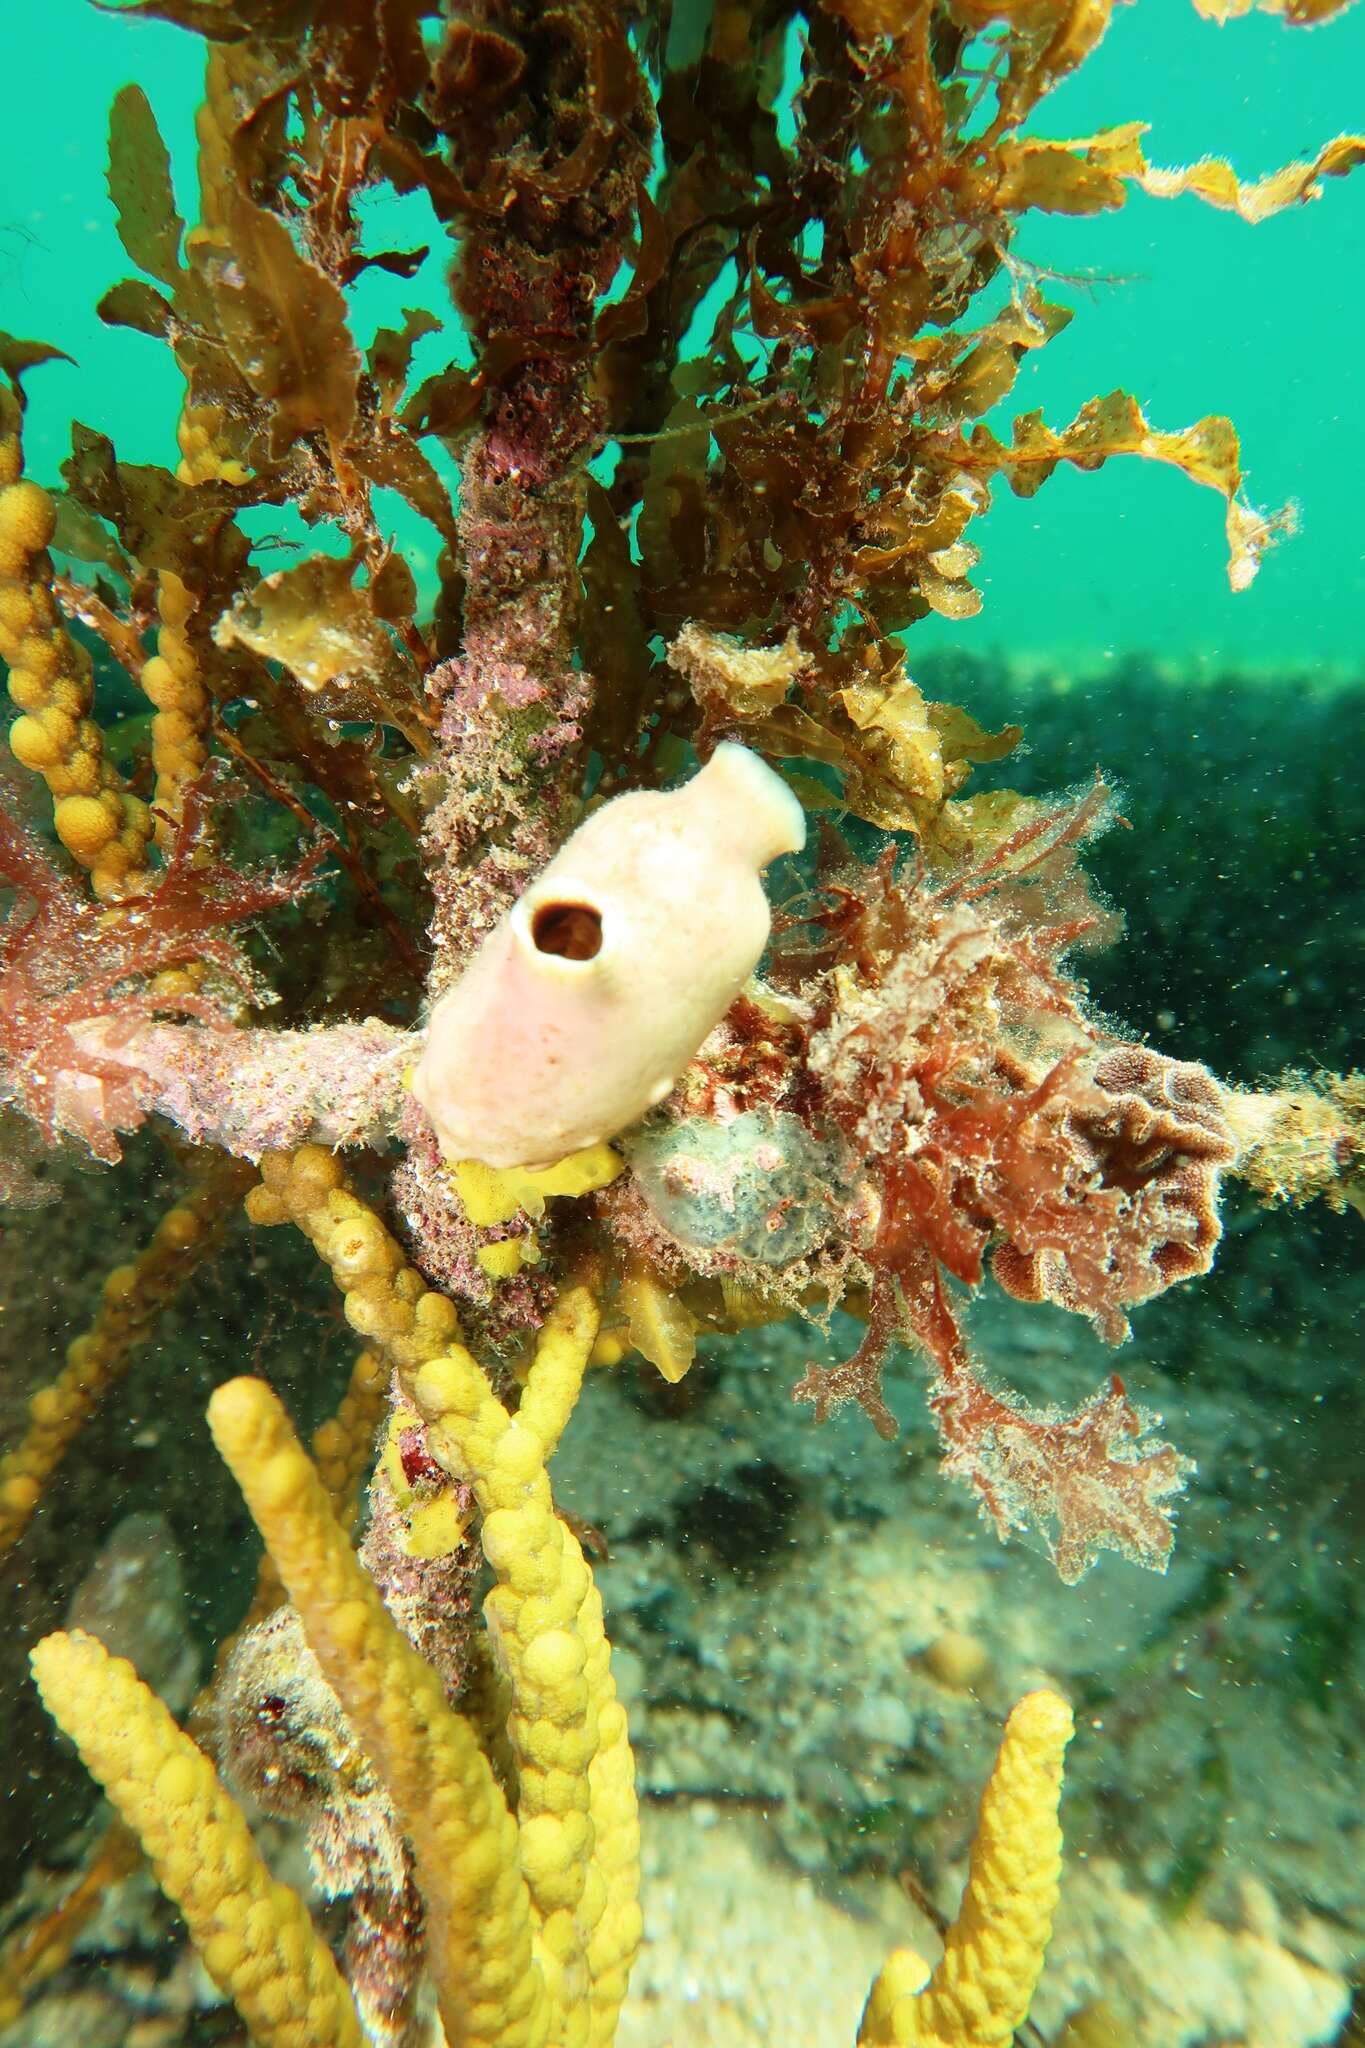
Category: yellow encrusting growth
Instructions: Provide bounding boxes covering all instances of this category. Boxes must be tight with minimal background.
[454,1145,625,1227]
[452,1145,624,1279]
[858,1689,1074,2048]
[29,1630,365,2048]
[619,1263,699,1384]
[0,386,151,898]
[208,1375,550,2048]
[381,1392,475,1559]
[176,401,250,489]
[0,1156,251,1558]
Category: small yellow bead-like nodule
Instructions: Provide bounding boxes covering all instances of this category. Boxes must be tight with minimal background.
[5,667,54,712]
[412,1351,488,1426]
[312,1419,346,1463]
[244,1185,291,1229]
[344,1278,412,1344]
[1,1475,42,1516]
[101,1263,141,1305]
[155,708,202,751]
[493,1426,547,1483]
[20,639,68,690]
[154,1753,203,1810]
[29,1388,68,1428]
[8,714,63,771]
[517,1814,583,1906]
[923,1629,992,1693]
[54,794,118,862]
[0,584,36,635]
[413,1291,462,1345]
[522,1629,586,1691]
[479,1508,532,1574]
[139,654,179,708]
[157,1207,203,1251]
[286,1145,345,1208]
[330,1215,403,1286]
[0,480,55,555]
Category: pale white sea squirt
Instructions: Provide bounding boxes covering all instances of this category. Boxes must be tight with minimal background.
[409,742,807,1169]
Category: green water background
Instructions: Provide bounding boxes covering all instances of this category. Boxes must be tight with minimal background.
[3,0,1363,672]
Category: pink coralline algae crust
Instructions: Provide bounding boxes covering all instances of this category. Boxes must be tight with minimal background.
[217,1605,425,2048]
[391,1121,494,1305]
[72,1017,417,1162]
[417,655,589,990]
[390,1109,549,1325]
[358,1458,480,1710]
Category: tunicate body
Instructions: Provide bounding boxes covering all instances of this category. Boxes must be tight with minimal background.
[626,1108,843,1266]
[410,744,806,1169]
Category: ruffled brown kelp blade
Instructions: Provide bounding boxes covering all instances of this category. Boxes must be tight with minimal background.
[216,556,429,749]
[1192,0,1360,21]
[206,198,361,458]
[999,122,1365,221]
[107,84,186,289]
[937,391,1285,592]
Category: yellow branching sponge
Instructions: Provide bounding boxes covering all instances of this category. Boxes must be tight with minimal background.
[228,1345,390,1650]
[246,1145,642,2048]
[246,1145,467,1376]
[858,1689,1074,2048]
[410,1286,642,2048]
[0,386,151,898]
[23,1124,1069,2048]
[0,1156,252,1559]
[29,1629,365,2048]
[208,1375,551,2048]
[311,1345,390,1529]
[140,570,211,849]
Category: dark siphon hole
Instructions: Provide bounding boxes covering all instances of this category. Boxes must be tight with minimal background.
[531,901,603,960]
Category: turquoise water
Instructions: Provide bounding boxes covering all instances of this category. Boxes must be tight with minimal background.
[6,0,1365,667]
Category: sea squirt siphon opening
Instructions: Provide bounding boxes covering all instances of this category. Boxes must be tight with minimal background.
[530,900,604,961]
